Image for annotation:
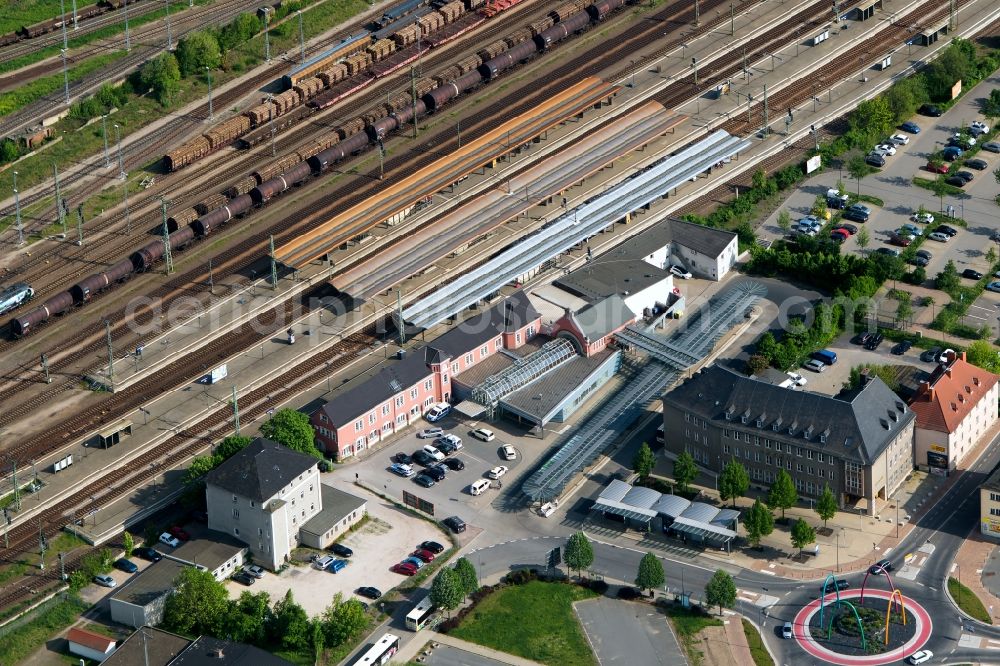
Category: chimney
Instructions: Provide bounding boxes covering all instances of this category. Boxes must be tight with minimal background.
[859,368,872,387]
[946,367,953,378]
[917,380,930,397]
[961,351,967,362]
[211,648,225,658]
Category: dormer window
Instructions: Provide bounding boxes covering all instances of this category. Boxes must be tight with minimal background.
[725,411,733,421]
[741,415,749,424]
[756,419,764,428]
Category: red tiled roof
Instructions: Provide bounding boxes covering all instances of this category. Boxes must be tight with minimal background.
[909,357,998,434]
[67,627,116,653]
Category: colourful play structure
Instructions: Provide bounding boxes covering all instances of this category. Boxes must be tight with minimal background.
[818,564,908,650]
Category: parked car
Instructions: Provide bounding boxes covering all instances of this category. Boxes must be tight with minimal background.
[417,428,443,439]
[357,586,382,600]
[971,120,990,133]
[413,549,436,563]
[471,428,495,442]
[889,234,911,247]
[834,223,858,235]
[875,247,900,256]
[419,541,445,554]
[329,543,353,558]
[782,622,793,639]
[942,146,963,161]
[965,158,989,170]
[169,526,190,542]
[94,574,117,588]
[963,269,983,280]
[159,533,181,548]
[891,341,912,355]
[442,457,466,471]
[938,225,958,236]
[424,464,447,482]
[982,141,1000,153]
[874,143,896,156]
[391,562,418,576]
[402,556,425,569]
[865,153,885,168]
[889,133,910,145]
[939,348,955,363]
[945,175,967,187]
[908,256,929,267]
[501,444,517,460]
[987,281,1000,293]
[244,564,266,578]
[435,440,458,456]
[786,371,807,386]
[233,571,256,586]
[487,465,508,480]
[900,121,921,133]
[925,161,949,174]
[412,450,434,466]
[328,559,348,573]
[918,104,942,116]
[422,444,445,462]
[908,650,933,665]
[955,170,975,183]
[669,265,693,279]
[114,558,138,574]
[425,403,451,422]
[134,547,162,562]
[853,332,872,345]
[314,555,335,570]
[830,229,849,243]
[920,347,942,362]
[915,249,933,260]
[911,212,934,224]
[413,473,436,488]
[390,462,415,477]
[803,359,825,373]
[900,223,922,236]
[443,516,466,533]
[436,434,463,450]
[843,208,869,222]
[927,232,949,242]
[393,452,412,464]
[864,332,884,350]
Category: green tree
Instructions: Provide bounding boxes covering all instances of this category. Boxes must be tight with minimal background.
[743,498,774,548]
[936,260,961,293]
[767,469,798,520]
[215,434,251,460]
[966,340,1000,373]
[321,594,368,647]
[790,518,816,554]
[815,484,837,527]
[777,210,792,233]
[182,454,221,487]
[312,619,324,663]
[122,531,135,559]
[846,154,873,194]
[811,194,828,219]
[747,354,770,376]
[564,532,594,577]
[635,552,665,593]
[453,557,479,599]
[704,569,737,615]
[855,226,870,253]
[987,246,998,267]
[0,138,19,163]
[163,567,230,637]
[139,52,181,105]
[175,30,221,76]
[430,568,464,616]
[850,97,895,143]
[224,591,272,646]
[995,165,1000,187]
[718,459,749,507]
[930,177,952,211]
[270,590,311,651]
[260,408,320,458]
[632,442,656,479]
[672,451,697,494]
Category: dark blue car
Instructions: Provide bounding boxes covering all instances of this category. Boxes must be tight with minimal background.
[900,121,921,134]
[114,558,138,573]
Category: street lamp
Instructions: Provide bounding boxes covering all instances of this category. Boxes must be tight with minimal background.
[114,123,125,180]
[205,66,213,121]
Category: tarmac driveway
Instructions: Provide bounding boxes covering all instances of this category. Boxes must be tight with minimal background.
[574,597,686,666]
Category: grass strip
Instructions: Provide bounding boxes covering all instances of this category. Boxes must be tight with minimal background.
[741,618,775,666]
[0,51,124,117]
[949,577,991,624]
[0,594,88,664]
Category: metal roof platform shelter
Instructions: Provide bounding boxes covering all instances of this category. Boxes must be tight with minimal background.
[852,0,882,20]
[398,130,752,332]
[917,20,949,46]
[521,282,765,503]
[275,77,619,270]
[470,338,576,418]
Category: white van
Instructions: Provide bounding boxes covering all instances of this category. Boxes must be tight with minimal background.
[469,479,491,496]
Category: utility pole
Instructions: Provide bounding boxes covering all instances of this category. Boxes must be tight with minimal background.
[232,386,240,436]
[297,10,305,62]
[730,1,734,35]
[114,123,125,180]
[123,0,130,52]
[762,83,769,137]
[76,205,84,245]
[60,0,68,49]
[122,178,131,233]
[207,259,214,294]
[105,320,114,390]
[11,463,20,511]
[269,235,278,288]
[692,57,698,85]
[377,139,384,180]
[411,66,418,138]
[205,66,213,121]
[61,49,70,105]
[164,0,172,50]
[397,290,405,345]
[59,552,66,581]
[53,164,66,234]
[264,12,271,62]
[160,198,172,274]
[41,354,51,384]
[13,171,23,246]
[101,114,110,167]
[38,521,45,570]
[948,0,955,31]
[268,96,276,157]
[71,0,78,29]
[456,120,461,148]
[694,0,700,26]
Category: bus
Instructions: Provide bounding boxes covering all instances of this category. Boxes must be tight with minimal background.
[405,594,437,631]
[352,633,399,665]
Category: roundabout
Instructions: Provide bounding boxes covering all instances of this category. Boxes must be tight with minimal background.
[791,588,933,665]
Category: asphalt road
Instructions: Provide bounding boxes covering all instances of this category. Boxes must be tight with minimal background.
[574,597,687,666]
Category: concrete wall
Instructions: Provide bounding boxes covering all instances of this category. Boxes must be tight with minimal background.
[623,275,674,318]
[110,595,166,628]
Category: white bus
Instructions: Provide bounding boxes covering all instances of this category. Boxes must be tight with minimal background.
[405,594,437,631]
[353,633,399,665]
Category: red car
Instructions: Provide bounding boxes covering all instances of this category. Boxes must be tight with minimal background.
[169,526,190,541]
[925,162,949,174]
[412,549,435,563]
[829,229,849,242]
[391,562,418,576]
[889,234,911,247]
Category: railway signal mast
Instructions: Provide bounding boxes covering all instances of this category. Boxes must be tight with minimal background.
[298,10,305,62]
[13,171,24,246]
[53,163,65,234]
[60,0,70,104]
[72,0,78,29]
[123,0,131,52]
[160,199,172,274]
[164,0,173,50]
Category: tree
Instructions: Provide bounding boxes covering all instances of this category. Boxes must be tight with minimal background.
[632,442,655,479]
[564,532,594,576]
[215,434,251,460]
[139,52,180,105]
[790,518,816,554]
[182,454,221,487]
[163,567,230,637]
[936,260,961,293]
[224,591,272,646]
[0,138,19,163]
[175,30,221,76]
[966,340,1000,373]
[634,552,665,593]
[270,590,311,651]
[704,569,737,615]
[777,209,791,233]
[995,165,1000,187]
[930,176,952,211]
[718,459,749,507]
[453,557,479,599]
[811,194,828,219]
[815,484,837,527]
[321,594,368,647]
[672,451,697,494]
[746,354,770,376]
[855,226,870,253]
[312,619,324,663]
[987,246,998,267]
[846,154,873,194]
[430,568,463,615]
[767,469,798,520]
[122,531,135,558]
[743,499,774,548]
[260,409,321,458]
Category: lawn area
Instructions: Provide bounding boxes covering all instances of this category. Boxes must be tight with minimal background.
[661,603,723,665]
[0,594,88,664]
[949,577,991,623]
[448,581,598,666]
[742,618,774,666]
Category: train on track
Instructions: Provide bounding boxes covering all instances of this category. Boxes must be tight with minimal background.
[0,0,146,48]
[0,283,34,317]
[11,0,627,336]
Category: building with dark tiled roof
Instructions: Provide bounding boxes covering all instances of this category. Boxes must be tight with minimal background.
[102,628,294,666]
[663,365,915,512]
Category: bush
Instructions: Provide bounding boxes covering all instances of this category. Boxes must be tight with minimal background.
[504,569,538,586]
[579,579,608,594]
[616,586,641,600]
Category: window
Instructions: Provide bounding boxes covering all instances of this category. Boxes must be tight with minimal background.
[754,452,761,462]
[410,388,418,399]
[516,332,522,344]
[723,429,729,438]
[766,455,772,466]
[232,509,239,518]
[785,444,792,454]
[234,528,239,536]
[395,396,404,408]
[232,495,237,503]
[796,463,803,472]
[528,325,536,337]
[381,405,389,416]
[765,440,771,449]
[786,460,792,470]
[817,453,825,463]
[368,414,376,425]
[451,363,459,374]
[685,413,690,423]
[741,415,748,424]
[424,379,432,391]
[744,433,750,443]
[723,444,730,454]
[809,467,815,476]
[992,508,1000,516]
[992,492,1000,503]
[481,345,488,357]
[796,447,802,457]
[807,450,813,460]
[319,414,327,423]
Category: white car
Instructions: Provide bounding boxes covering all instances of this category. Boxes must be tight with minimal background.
[889,133,910,145]
[471,428,495,442]
[910,212,934,224]
[159,532,181,548]
[927,232,949,242]
[486,466,508,480]
[390,462,415,477]
[971,120,990,133]
[422,444,446,462]
[786,372,807,387]
[417,427,443,439]
[94,574,117,588]
[907,650,933,665]
[425,403,451,422]
[954,132,976,145]
[939,348,955,363]
[501,444,517,460]
[874,143,896,156]
[436,433,463,450]
[669,265,692,279]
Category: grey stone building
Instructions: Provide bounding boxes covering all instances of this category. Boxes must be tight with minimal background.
[662,365,914,513]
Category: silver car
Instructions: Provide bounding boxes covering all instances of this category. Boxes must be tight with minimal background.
[928,232,949,242]
[803,359,825,373]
